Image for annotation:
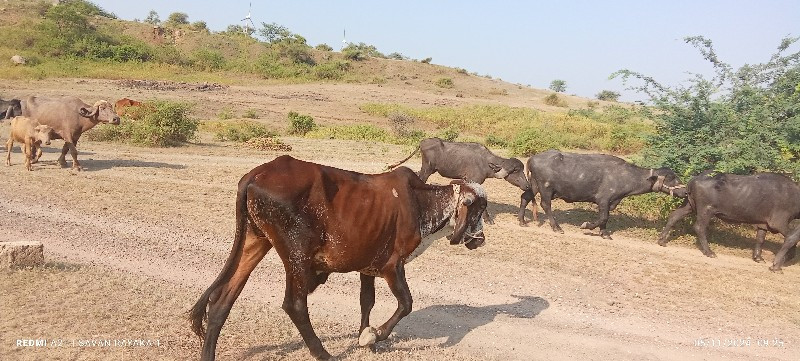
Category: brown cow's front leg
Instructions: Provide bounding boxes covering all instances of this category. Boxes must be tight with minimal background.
[282,269,330,360]
[359,273,376,334]
[581,201,611,238]
[361,263,412,347]
[539,190,563,233]
[693,209,716,258]
[29,145,41,164]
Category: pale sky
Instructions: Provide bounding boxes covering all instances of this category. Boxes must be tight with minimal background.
[93,1,799,101]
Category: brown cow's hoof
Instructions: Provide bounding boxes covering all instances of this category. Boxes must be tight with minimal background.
[753,256,765,263]
[703,251,717,258]
[657,240,668,247]
[600,232,612,240]
[519,222,527,227]
[769,265,782,273]
[358,327,377,347]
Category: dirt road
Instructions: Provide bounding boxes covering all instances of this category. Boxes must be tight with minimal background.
[1,79,798,360]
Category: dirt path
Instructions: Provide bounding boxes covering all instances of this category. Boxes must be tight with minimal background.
[1,135,797,360]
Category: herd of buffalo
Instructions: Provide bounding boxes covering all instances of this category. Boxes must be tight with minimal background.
[3,95,798,360]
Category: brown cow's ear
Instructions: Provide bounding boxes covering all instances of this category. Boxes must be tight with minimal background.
[79,107,93,117]
[488,162,501,172]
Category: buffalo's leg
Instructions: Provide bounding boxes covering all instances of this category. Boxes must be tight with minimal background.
[693,208,716,258]
[753,229,767,262]
[518,190,534,226]
[658,200,692,246]
[67,141,81,170]
[581,201,612,238]
[200,227,271,361]
[771,227,800,272]
[539,189,563,233]
[282,267,330,360]
[770,218,797,263]
[5,138,12,166]
[359,273,376,333]
[57,142,70,167]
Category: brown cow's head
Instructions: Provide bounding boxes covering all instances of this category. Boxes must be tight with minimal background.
[34,124,53,145]
[447,181,488,249]
[648,167,686,197]
[80,100,121,125]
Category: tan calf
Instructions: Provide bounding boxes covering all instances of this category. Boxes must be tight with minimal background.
[5,116,53,171]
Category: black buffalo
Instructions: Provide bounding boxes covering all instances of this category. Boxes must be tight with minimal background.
[659,172,798,269]
[388,137,532,223]
[520,150,685,238]
[1,98,22,119]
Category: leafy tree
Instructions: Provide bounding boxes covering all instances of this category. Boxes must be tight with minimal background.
[613,35,800,178]
[596,90,621,102]
[166,12,189,26]
[549,79,567,92]
[259,22,292,44]
[191,21,208,32]
[144,10,160,25]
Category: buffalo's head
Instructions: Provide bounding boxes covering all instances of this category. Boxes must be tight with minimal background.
[80,100,121,125]
[648,168,686,197]
[447,180,488,249]
[489,158,530,191]
[34,124,53,146]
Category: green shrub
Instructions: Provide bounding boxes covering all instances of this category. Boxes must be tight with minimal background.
[88,101,197,146]
[549,79,567,92]
[191,21,208,32]
[217,107,234,120]
[485,134,508,147]
[510,127,561,156]
[420,57,432,64]
[435,77,454,89]
[314,60,350,80]
[166,12,189,26]
[618,193,685,221]
[287,111,316,135]
[389,112,417,138]
[315,43,333,51]
[207,120,274,142]
[596,90,621,102]
[437,127,459,142]
[191,49,226,71]
[242,109,259,119]
[307,124,391,142]
[544,93,567,107]
[387,52,405,60]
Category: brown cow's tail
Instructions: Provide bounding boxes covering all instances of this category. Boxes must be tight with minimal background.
[189,174,252,339]
[386,145,421,170]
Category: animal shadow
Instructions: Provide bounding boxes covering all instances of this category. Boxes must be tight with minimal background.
[79,158,186,171]
[394,294,549,347]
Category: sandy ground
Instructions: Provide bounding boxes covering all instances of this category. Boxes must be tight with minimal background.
[1,79,799,360]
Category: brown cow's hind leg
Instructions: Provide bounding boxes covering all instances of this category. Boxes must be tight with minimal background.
[282,267,330,360]
[753,229,767,262]
[5,138,12,166]
[199,226,271,361]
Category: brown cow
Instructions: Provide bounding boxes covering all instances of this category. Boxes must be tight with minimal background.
[5,116,53,171]
[114,97,142,116]
[190,155,488,360]
[22,96,120,170]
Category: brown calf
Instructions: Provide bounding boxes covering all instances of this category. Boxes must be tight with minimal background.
[5,116,52,171]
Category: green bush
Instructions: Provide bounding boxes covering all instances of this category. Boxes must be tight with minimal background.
[192,49,226,71]
[217,107,234,120]
[618,193,685,221]
[207,120,274,142]
[437,127,459,142]
[166,12,189,26]
[314,60,350,80]
[613,35,800,178]
[485,134,508,148]
[549,79,567,92]
[307,124,391,143]
[88,101,197,146]
[596,90,621,102]
[242,109,259,119]
[544,93,567,107]
[287,111,316,135]
[420,57,432,64]
[435,77,454,89]
[315,43,333,51]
